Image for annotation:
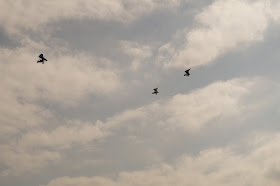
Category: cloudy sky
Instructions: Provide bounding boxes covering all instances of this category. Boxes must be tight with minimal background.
[1,0,280,185]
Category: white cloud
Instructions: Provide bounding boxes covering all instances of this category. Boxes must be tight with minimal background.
[0,94,52,137]
[0,146,60,176]
[0,38,123,175]
[266,0,280,22]
[0,77,261,175]
[0,0,182,34]
[49,77,272,152]
[159,0,274,69]
[0,38,122,107]
[24,77,269,146]
[1,76,277,175]
[120,41,152,71]
[42,132,280,186]
[102,77,261,132]
[0,120,107,175]
[18,120,108,150]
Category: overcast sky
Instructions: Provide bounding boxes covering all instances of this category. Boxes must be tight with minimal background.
[1,0,280,185]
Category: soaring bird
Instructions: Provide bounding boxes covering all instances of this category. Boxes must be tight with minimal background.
[37,54,48,64]
[184,68,191,77]
[152,88,159,95]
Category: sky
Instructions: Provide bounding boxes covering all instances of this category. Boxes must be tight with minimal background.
[1,0,280,185]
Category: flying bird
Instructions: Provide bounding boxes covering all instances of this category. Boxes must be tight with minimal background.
[152,88,159,95]
[184,68,191,77]
[37,54,48,64]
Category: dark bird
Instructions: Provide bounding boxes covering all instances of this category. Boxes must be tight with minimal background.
[184,68,191,77]
[152,88,159,95]
[37,54,48,64]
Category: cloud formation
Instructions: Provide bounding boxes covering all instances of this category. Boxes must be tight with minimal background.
[0,38,122,107]
[0,120,107,175]
[0,37,122,175]
[159,0,280,69]
[42,132,280,186]
[101,77,261,132]
[120,41,152,71]
[1,77,272,175]
[1,1,280,185]
[0,0,182,34]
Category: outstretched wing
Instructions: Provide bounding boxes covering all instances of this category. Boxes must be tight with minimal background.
[154,88,158,91]
[185,68,191,73]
